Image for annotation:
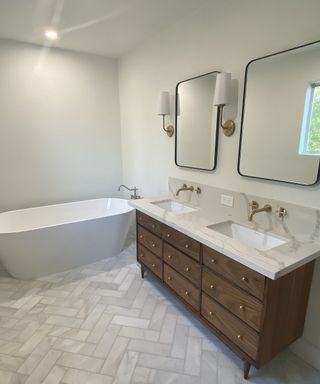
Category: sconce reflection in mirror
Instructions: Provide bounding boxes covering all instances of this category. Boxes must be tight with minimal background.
[213,72,236,137]
[158,91,174,137]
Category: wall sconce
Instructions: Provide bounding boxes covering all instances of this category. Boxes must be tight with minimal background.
[213,72,236,137]
[158,91,174,137]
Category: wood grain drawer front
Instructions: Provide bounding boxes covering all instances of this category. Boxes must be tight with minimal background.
[162,226,200,262]
[202,268,263,331]
[138,244,163,279]
[163,243,201,287]
[137,211,162,237]
[201,294,259,360]
[138,225,162,258]
[164,264,200,311]
[203,246,265,300]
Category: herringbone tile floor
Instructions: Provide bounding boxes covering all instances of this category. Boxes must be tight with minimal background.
[0,237,319,384]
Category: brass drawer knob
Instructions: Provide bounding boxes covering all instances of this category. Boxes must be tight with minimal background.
[185,244,190,249]
[185,291,190,296]
[152,224,155,229]
[167,233,171,238]
[167,255,172,259]
[140,253,144,258]
[210,284,215,290]
[152,242,156,248]
[139,235,143,239]
[241,276,248,282]
[139,216,142,220]
[211,258,216,264]
[209,311,213,316]
[167,276,172,281]
[237,334,242,340]
[152,263,156,268]
[185,266,190,272]
[239,305,245,310]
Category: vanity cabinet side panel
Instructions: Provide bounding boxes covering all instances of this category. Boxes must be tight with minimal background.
[258,260,315,366]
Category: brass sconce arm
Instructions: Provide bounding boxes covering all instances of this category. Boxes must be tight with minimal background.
[161,115,174,137]
[219,105,236,137]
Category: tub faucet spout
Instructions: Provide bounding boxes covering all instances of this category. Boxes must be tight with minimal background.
[118,184,141,199]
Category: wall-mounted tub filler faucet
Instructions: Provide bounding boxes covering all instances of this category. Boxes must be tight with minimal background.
[248,200,272,222]
[118,184,141,199]
[175,184,201,197]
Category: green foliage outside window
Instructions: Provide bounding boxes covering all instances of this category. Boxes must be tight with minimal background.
[307,86,320,152]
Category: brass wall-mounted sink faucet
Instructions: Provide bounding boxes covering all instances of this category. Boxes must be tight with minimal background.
[248,201,272,221]
[176,184,201,196]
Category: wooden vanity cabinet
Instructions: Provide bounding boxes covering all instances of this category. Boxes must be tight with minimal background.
[135,211,315,379]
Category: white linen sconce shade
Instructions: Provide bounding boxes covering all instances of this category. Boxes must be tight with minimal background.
[214,72,232,106]
[158,91,170,115]
[213,72,236,136]
[158,91,174,137]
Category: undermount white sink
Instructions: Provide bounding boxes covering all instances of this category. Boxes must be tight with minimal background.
[152,199,196,214]
[207,221,288,251]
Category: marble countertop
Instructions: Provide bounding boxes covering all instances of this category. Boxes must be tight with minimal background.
[129,196,320,280]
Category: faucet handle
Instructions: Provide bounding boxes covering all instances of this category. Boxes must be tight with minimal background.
[249,201,259,210]
[276,207,287,219]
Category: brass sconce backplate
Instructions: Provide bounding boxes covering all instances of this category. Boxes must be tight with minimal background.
[165,125,174,137]
[222,120,236,136]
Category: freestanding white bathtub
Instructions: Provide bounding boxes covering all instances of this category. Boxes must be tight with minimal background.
[0,198,134,279]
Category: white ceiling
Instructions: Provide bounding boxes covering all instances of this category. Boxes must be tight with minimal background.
[0,0,209,57]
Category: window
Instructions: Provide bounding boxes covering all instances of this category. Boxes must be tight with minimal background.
[299,82,320,156]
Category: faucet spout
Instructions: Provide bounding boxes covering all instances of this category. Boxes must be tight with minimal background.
[248,204,272,222]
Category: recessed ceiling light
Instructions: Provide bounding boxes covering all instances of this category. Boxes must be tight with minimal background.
[45,29,58,41]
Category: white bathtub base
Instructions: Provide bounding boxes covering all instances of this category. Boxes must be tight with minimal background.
[0,199,134,279]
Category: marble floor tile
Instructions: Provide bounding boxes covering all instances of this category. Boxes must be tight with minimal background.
[57,352,104,373]
[128,339,171,356]
[101,336,129,376]
[0,239,318,383]
[25,350,62,384]
[113,351,139,384]
[61,368,113,384]
[111,315,149,329]
[93,324,120,358]
[42,365,66,384]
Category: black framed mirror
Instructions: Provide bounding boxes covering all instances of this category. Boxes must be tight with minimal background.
[238,41,320,186]
[175,71,220,171]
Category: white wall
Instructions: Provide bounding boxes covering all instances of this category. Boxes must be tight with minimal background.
[0,39,122,212]
[118,0,320,370]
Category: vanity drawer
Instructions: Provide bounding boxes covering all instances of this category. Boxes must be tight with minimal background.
[164,264,200,311]
[163,243,201,287]
[137,225,162,258]
[201,294,259,359]
[203,246,265,300]
[162,225,200,262]
[137,211,162,237]
[138,244,163,279]
[202,268,263,331]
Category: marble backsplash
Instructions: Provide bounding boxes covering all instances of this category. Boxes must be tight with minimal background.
[168,177,320,245]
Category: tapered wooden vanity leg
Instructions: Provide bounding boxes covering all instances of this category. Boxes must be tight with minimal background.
[141,264,145,279]
[243,361,251,380]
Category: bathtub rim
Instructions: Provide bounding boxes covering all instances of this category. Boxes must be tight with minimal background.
[0,197,135,235]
